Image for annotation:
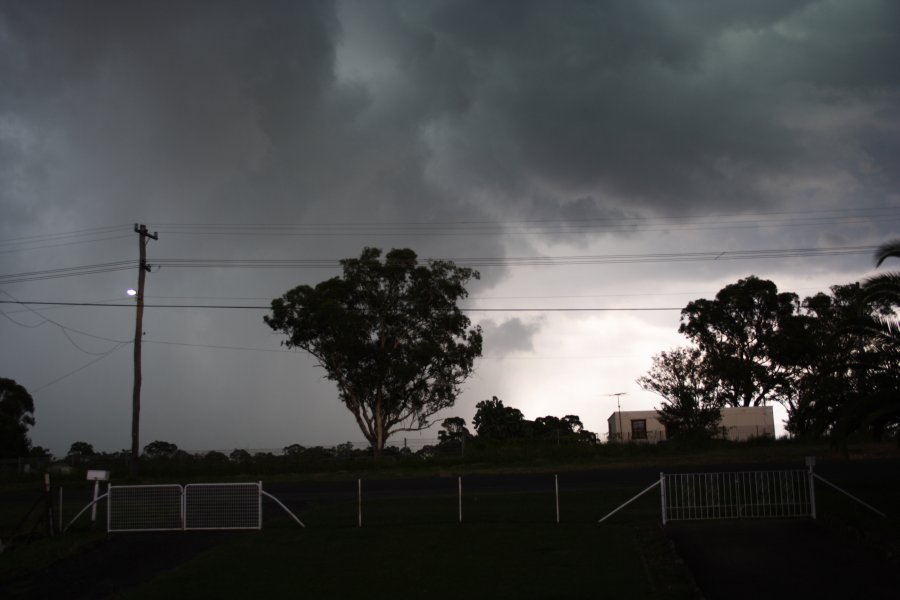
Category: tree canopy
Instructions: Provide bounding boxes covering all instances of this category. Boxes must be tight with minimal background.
[143,440,179,458]
[473,396,529,440]
[679,276,799,408]
[265,247,483,456]
[438,416,471,444]
[637,347,722,439]
[67,441,96,459]
[642,270,900,445]
[471,397,597,443]
[0,377,35,458]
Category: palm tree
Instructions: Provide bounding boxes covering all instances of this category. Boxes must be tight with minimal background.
[843,239,900,445]
[863,239,900,333]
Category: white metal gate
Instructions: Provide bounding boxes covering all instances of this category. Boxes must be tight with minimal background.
[660,470,814,524]
[108,484,184,532]
[101,482,303,532]
[185,483,262,530]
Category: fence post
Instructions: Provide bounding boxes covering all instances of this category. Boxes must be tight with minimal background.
[660,472,667,524]
[806,457,816,520]
[44,473,54,536]
[458,477,462,524]
[258,481,263,530]
[555,475,559,524]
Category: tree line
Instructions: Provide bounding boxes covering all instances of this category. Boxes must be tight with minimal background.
[639,241,900,445]
[3,242,896,463]
[436,397,598,447]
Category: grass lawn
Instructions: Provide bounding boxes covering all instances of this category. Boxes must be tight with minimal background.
[116,521,691,600]
[4,445,897,599]
[113,487,695,600]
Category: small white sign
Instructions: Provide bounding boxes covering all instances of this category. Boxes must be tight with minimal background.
[86,469,110,481]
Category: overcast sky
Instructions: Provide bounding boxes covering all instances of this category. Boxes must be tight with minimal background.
[1,0,898,456]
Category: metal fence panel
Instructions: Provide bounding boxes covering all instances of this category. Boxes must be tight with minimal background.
[184,483,262,530]
[662,470,812,523]
[108,484,184,532]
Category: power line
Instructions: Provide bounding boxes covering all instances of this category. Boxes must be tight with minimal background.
[0,234,134,255]
[0,290,128,354]
[2,207,895,252]
[143,339,299,353]
[0,245,877,284]
[0,224,131,245]
[0,299,681,312]
[31,342,130,393]
[0,260,136,284]
[151,206,900,234]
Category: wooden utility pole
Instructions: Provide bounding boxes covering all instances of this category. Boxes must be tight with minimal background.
[607,392,627,442]
[131,224,158,476]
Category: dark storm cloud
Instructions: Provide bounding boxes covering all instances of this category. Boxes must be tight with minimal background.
[1,1,897,453]
[2,0,897,236]
[388,0,900,217]
[0,1,339,225]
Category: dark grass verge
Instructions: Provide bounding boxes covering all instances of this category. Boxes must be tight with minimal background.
[0,531,232,600]
[115,522,687,600]
[663,468,900,600]
[0,488,696,600]
[0,532,107,584]
[667,519,900,600]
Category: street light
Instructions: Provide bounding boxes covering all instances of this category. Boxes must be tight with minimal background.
[126,289,137,297]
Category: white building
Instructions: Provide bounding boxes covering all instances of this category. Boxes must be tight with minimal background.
[607,406,775,443]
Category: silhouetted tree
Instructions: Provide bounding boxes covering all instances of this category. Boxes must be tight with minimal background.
[786,260,900,442]
[266,248,482,457]
[679,276,799,407]
[438,416,471,443]
[282,443,305,457]
[637,347,722,439]
[67,441,95,457]
[204,451,229,463]
[863,239,900,333]
[230,448,252,462]
[66,441,96,464]
[473,397,529,439]
[0,377,35,458]
[142,440,179,458]
[30,446,51,458]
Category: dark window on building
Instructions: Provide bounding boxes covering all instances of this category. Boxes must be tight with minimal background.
[631,419,647,440]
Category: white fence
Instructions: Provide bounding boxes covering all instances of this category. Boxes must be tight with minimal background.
[100,482,302,532]
[660,470,814,524]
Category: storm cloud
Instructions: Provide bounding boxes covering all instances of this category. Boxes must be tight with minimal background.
[1,0,897,453]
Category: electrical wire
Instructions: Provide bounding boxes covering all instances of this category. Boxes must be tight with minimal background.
[0,290,129,354]
[150,206,900,236]
[0,244,877,284]
[31,342,130,393]
[0,234,134,254]
[0,299,679,311]
[0,260,136,284]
